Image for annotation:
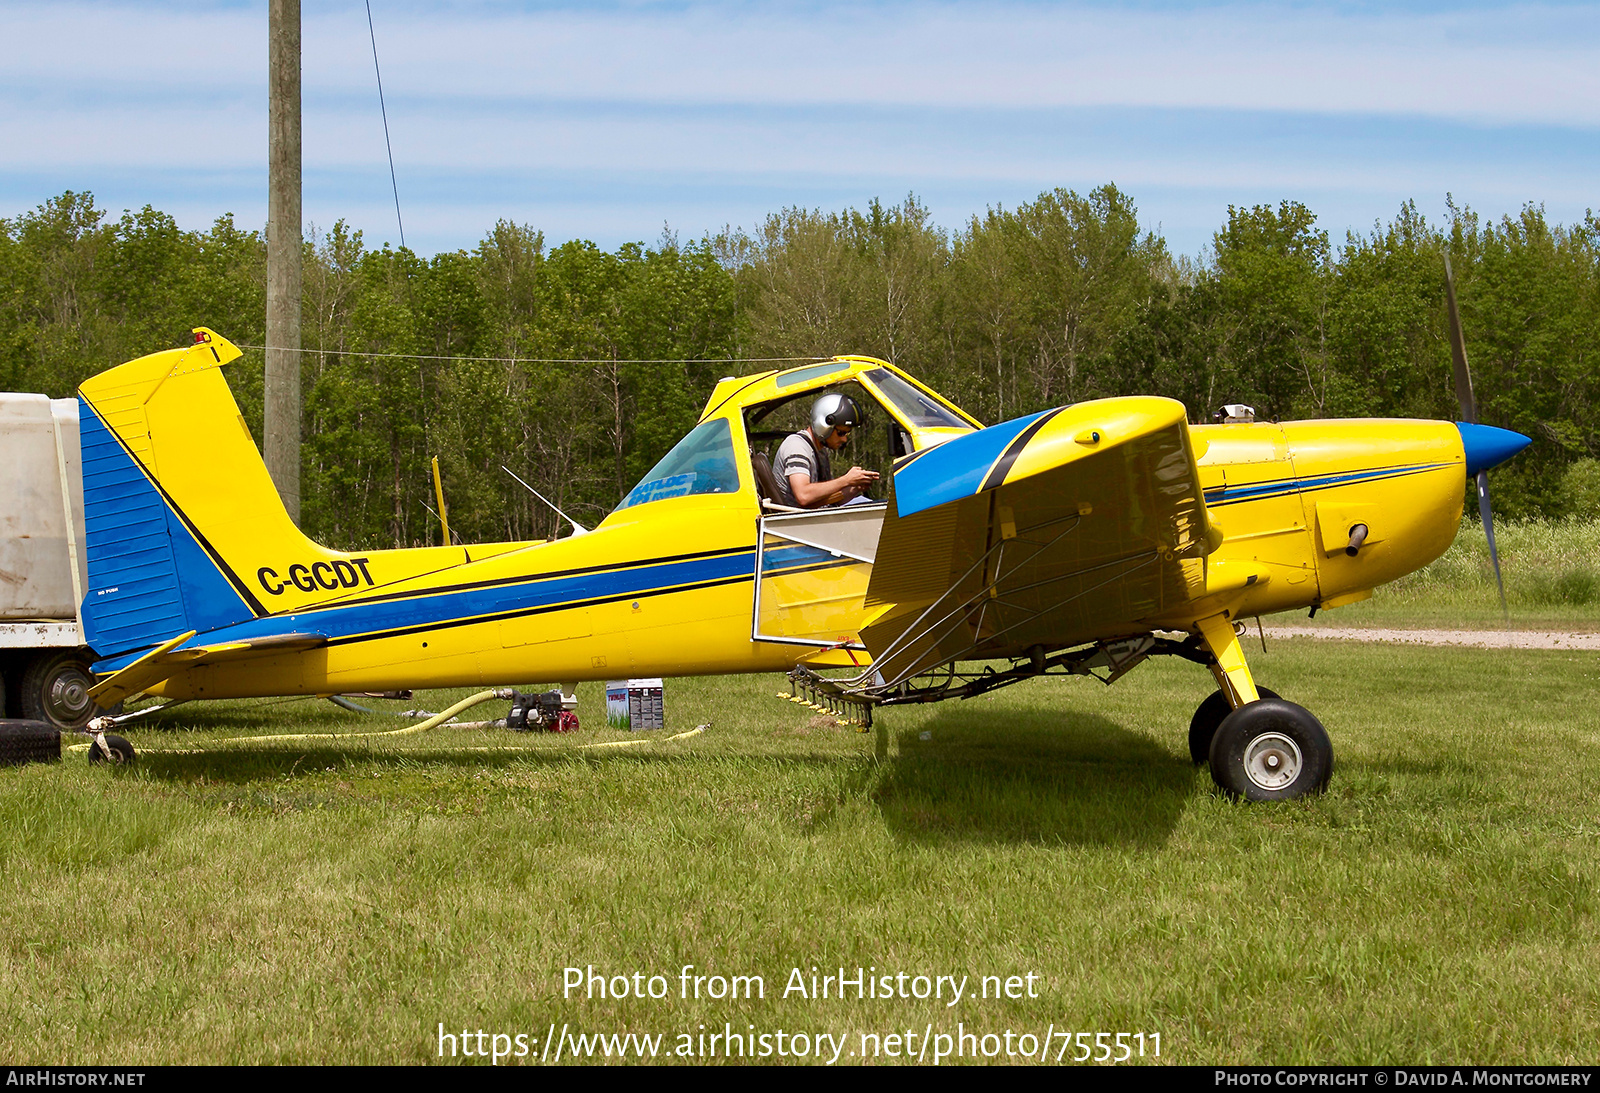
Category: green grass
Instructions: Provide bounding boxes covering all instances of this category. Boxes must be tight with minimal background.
[2,636,1597,1065]
[1279,517,1600,630]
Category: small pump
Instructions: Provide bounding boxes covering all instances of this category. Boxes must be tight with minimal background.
[505,688,579,732]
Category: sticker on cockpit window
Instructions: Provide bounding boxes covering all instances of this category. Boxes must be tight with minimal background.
[622,472,698,506]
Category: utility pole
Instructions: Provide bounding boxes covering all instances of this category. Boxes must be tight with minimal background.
[266,0,302,524]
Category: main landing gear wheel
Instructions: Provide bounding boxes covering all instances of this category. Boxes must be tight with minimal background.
[20,652,97,731]
[1188,686,1280,765]
[1208,699,1332,802]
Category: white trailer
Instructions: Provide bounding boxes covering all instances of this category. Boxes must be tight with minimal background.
[0,393,98,731]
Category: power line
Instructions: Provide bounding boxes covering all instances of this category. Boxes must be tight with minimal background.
[365,0,405,250]
[236,343,826,365]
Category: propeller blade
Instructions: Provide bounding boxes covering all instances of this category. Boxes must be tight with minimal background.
[1446,260,1518,623]
[1444,253,1476,425]
[1455,426,1526,624]
[1476,469,1509,623]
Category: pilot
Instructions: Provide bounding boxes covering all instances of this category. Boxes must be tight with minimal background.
[774,393,881,508]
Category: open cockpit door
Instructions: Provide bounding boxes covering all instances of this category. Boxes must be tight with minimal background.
[752,502,887,652]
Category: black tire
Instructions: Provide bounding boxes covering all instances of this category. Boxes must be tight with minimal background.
[1,654,21,718]
[1188,686,1280,765]
[20,651,98,731]
[1208,699,1332,801]
[87,732,135,765]
[0,720,61,765]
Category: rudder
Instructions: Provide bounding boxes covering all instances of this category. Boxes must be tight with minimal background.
[78,329,299,662]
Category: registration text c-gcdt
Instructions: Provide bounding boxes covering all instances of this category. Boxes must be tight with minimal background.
[257,558,374,595]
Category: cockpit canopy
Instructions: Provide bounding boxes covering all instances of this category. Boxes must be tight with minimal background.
[613,356,978,516]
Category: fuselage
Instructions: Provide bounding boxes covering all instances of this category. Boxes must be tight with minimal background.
[1168,417,1468,626]
[141,500,800,699]
[78,334,1499,703]
[136,418,1470,701]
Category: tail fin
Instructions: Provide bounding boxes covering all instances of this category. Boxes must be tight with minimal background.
[77,329,302,659]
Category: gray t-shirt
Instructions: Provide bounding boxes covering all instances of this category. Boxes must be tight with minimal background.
[773,430,830,507]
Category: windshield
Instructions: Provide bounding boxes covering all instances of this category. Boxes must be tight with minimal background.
[616,418,740,511]
[864,368,974,430]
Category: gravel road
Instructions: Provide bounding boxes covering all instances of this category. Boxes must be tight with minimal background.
[1259,626,1600,650]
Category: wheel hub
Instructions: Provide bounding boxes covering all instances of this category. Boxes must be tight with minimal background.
[1243,732,1303,791]
[48,672,92,722]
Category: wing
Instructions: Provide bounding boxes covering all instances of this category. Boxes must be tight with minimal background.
[860,397,1213,686]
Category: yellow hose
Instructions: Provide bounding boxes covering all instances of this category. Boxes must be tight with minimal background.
[65,692,708,755]
[575,724,707,749]
[65,689,503,753]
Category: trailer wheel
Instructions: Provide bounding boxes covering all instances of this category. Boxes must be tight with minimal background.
[20,652,97,731]
[0,719,62,765]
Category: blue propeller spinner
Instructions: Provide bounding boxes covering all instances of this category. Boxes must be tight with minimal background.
[1457,422,1531,477]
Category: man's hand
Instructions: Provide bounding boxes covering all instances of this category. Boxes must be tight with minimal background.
[839,466,880,498]
[789,466,881,508]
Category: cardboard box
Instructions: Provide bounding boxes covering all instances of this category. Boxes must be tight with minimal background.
[606,679,664,731]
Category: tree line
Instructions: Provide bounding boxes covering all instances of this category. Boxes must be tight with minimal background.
[2,186,1596,549]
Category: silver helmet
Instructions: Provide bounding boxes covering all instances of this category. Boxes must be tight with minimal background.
[810,393,862,435]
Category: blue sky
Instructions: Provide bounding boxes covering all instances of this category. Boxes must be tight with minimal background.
[4,0,1597,259]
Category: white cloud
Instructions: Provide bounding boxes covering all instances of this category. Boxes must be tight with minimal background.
[2,1,1594,257]
[6,2,1600,127]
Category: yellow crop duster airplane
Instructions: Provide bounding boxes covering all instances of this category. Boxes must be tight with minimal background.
[78,320,1527,800]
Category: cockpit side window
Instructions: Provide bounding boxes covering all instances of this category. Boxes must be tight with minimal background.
[615,418,741,511]
[744,381,896,486]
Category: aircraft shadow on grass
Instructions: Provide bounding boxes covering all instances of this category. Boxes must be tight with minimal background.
[123,705,1194,851]
[844,708,1192,848]
[119,719,853,786]
[121,736,703,786]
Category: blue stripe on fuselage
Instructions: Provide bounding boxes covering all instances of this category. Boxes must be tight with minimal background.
[94,547,760,673]
[1204,462,1452,508]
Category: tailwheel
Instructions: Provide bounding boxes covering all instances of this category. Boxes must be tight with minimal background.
[1188,686,1280,765]
[88,732,136,765]
[1208,699,1332,801]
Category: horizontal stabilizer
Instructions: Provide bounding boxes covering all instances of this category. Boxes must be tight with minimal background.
[87,630,196,707]
[90,630,328,706]
[161,631,329,664]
